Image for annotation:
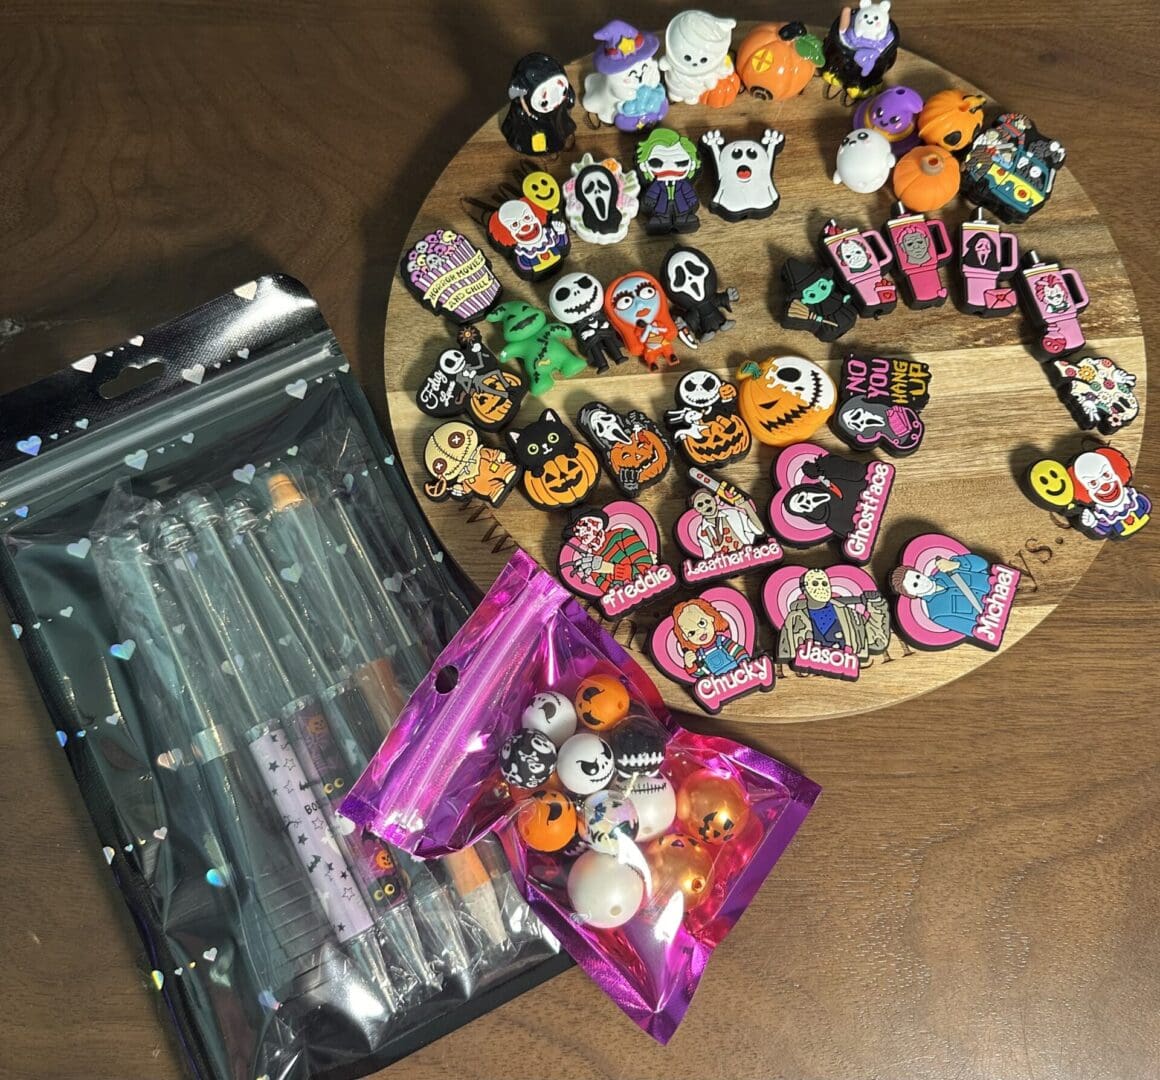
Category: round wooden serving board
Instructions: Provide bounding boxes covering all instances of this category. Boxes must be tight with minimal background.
[383,31,1146,724]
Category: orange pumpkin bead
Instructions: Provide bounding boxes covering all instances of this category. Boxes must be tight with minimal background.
[515,788,577,852]
[574,674,630,732]
[918,89,986,152]
[893,145,961,212]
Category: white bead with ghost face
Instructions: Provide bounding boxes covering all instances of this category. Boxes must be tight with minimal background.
[520,690,577,747]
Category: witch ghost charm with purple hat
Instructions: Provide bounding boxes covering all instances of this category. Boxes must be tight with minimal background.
[582,20,669,132]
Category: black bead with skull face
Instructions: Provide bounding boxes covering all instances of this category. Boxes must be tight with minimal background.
[499,729,558,788]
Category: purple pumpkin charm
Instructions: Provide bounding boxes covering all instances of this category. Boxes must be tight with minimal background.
[852,85,923,157]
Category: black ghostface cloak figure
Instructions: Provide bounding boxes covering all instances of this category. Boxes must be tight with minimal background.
[500,52,577,156]
[659,244,739,343]
[784,454,869,539]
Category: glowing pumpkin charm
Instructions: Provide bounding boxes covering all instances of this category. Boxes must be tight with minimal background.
[737,355,837,447]
[893,145,961,212]
[918,89,986,152]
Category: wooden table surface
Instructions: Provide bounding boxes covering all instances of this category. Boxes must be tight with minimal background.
[0,3,1156,1078]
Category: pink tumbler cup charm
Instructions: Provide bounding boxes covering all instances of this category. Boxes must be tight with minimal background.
[1018,251,1090,358]
[882,204,953,310]
[819,219,898,319]
[957,209,1019,317]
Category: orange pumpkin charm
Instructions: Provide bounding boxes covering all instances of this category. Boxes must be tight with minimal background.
[892,145,961,212]
[515,788,577,852]
[737,355,837,447]
[575,674,630,733]
[507,409,600,511]
[737,22,824,101]
[918,89,986,152]
[577,403,671,499]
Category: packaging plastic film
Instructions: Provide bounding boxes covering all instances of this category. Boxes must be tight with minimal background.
[343,549,820,1042]
[0,276,565,1080]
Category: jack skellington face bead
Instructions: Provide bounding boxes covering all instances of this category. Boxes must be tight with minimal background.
[547,272,627,372]
[608,722,665,780]
[499,729,558,788]
[660,245,739,344]
[556,731,615,796]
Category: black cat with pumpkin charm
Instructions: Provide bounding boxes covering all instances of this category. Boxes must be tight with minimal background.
[507,409,601,511]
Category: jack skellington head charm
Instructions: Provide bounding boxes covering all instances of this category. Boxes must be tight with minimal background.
[659,244,739,344]
[500,52,576,156]
[701,127,786,222]
[563,153,640,245]
[415,325,527,432]
[576,402,671,498]
[664,369,751,469]
[547,272,627,372]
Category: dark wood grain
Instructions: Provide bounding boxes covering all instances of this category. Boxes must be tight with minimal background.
[0,3,1156,1079]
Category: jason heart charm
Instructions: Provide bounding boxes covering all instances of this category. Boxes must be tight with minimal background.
[762,564,891,681]
[674,469,783,586]
[649,586,775,714]
[558,502,677,617]
[768,442,894,564]
[889,533,1020,650]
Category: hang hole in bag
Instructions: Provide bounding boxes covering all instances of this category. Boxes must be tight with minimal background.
[99,359,165,400]
[434,665,458,694]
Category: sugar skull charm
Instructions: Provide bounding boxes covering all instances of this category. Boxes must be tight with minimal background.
[576,402,671,498]
[578,788,640,855]
[737,355,837,447]
[500,53,576,156]
[1026,448,1150,542]
[558,502,678,618]
[780,258,859,342]
[659,10,741,107]
[556,731,616,796]
[422,421,520,507]
[645,832,715,910]
[574,674,630,733]
[547,273,627,373]
[567,849,644,928]
[701,128,785,222]
[831,354,931,457]
[615,774,676,841]
[1047,356,1139,435]
[676,769,750,844]
[582,20,668,132]
[506,409,600,512]
[821,0,900,105]
[832,128,894,193]
[889,532,1022,649]
[521,690,578,747]
[486,301,587,396]
[415,325,527,432]
[515,788,577,852]
[1017,251,1090,359]
[768,441,895,564]
[659,246,739,345]
[605,270,693,370]
[563,154,640,246]
[499,729,558,789]
[635,127,702,235]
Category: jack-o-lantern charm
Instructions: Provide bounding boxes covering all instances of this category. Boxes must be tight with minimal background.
[664,368,752,469]
[574,674,630,732]
[676,769,750,844]
[515,787,577,851]
[645,832,715,910]
[737,356,837,447]
[576,402,671,499]
[506,409,601,512]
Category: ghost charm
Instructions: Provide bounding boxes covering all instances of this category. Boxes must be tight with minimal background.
[563,153,640,245]
[659,245,739,344]
[701,128,785,222]
[548,272,627,372]
[659,11,741,107]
